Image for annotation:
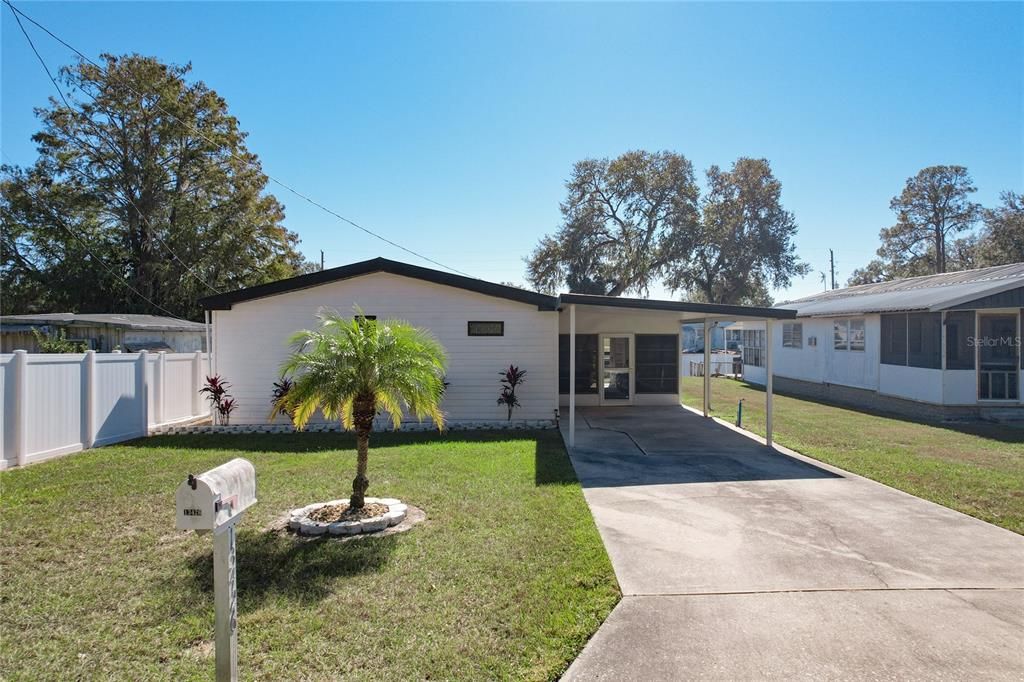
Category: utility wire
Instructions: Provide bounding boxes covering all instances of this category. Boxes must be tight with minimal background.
[6,0,223,294]
[2,0,474,278]
[2,151,182,318]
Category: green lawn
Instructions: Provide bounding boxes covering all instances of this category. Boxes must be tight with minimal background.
[0,431,618,681]
[682,376,1024,534]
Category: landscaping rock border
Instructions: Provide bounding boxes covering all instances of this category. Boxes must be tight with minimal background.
[288,498,409,537]
[151,419,556,436]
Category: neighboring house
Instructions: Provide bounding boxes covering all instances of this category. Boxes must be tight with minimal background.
[740,263,1024,419]
[0,313,207,353]
[681,322,740,353]
[199,257,794,439]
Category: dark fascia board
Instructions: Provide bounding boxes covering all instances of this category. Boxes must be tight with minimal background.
[556,293,799,319]
[199,257,560,311]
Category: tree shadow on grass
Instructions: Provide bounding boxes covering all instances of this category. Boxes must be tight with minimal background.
[132,429,558,454]
[180,529,398,612]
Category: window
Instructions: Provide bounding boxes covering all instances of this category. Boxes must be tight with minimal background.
[635,335,679,394]
[467,321,504,336]
[833,318,865,352]
[849,318,866,351]
[881,314,908,365]
[741,329,765,368]
[782,322,803,348]
[881,312,941,368]
[907,313,941,368]
[833,319,848,350]
[558,334,598,394]
[945,311,974,370]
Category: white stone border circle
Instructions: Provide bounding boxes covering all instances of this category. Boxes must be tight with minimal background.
[288,498,407,536]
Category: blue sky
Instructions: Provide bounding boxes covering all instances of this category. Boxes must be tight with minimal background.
[3,2,1022,301]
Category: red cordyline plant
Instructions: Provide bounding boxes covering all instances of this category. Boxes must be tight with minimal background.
[497,365,526,421]
[217,398,238,424]
[200,375,237,425]
[270,377,295,420]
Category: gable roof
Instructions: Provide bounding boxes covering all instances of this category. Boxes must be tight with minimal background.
[779,263,1024,317]
[200,256,799,319]
[199,257,560,310]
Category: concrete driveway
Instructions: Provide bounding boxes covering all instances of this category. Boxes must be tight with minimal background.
[562,406,1024,680]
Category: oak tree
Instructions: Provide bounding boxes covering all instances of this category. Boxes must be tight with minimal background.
[1,54,312,319]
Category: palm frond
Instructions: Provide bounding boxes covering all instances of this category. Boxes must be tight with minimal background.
[277,306,448,432]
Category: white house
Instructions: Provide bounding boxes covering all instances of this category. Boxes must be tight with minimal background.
[739,263,1024,419]
[199,257,796,443]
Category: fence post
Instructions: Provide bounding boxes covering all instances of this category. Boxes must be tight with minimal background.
[13,350,28,467]
[84,350,97,449]
[193,351,203,417]
[155,351,167,426]
[138,350,149,435]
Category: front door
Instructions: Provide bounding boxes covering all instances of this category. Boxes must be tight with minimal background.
[601,334,634,404]
[978,313,1020,401]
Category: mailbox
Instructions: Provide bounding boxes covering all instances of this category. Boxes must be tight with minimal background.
[176,458,257,533]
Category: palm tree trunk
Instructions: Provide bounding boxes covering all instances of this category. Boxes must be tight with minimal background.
[350,393,375,508]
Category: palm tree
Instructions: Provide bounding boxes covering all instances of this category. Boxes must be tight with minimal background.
[273,308,447,508]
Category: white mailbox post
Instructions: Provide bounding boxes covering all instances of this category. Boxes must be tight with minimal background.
[176,458,257,682]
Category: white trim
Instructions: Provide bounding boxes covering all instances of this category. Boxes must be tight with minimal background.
[703,320,711,417]
[976,309,1020,402]
[766,319,774,447]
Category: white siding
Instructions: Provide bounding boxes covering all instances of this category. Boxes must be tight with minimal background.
[746,315,985,406]
[879,365,944,403]
[774,318,830,383]
[212,272,558,425]
[746,316,880,391]
[557,307,681,335]
[943,370,977,405]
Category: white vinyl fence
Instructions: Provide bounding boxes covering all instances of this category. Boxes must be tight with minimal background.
[1,350,210,469]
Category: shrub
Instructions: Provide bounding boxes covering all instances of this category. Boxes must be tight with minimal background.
[31,327,88,353]
[497,365,526,421]
[199,374,237,425]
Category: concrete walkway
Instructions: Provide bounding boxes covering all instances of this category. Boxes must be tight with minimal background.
[562,406,1024,680]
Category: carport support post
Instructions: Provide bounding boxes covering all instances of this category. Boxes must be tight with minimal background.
[568,304,576,448]
[703,320,711,417]
[213,524,239,682]
[765,319,774,448]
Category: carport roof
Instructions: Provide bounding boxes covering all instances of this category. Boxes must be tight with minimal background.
[558,293,797,319]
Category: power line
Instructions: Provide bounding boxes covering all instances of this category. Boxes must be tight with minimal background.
[2,151,182,318]
[2,0,474,279]
[5,0,223,295]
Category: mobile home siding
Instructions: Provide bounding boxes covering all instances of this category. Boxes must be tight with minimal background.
[213,272,558,425]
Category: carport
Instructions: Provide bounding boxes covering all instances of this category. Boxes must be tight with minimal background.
[557,294,798,448]
[558,403,1024,681]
